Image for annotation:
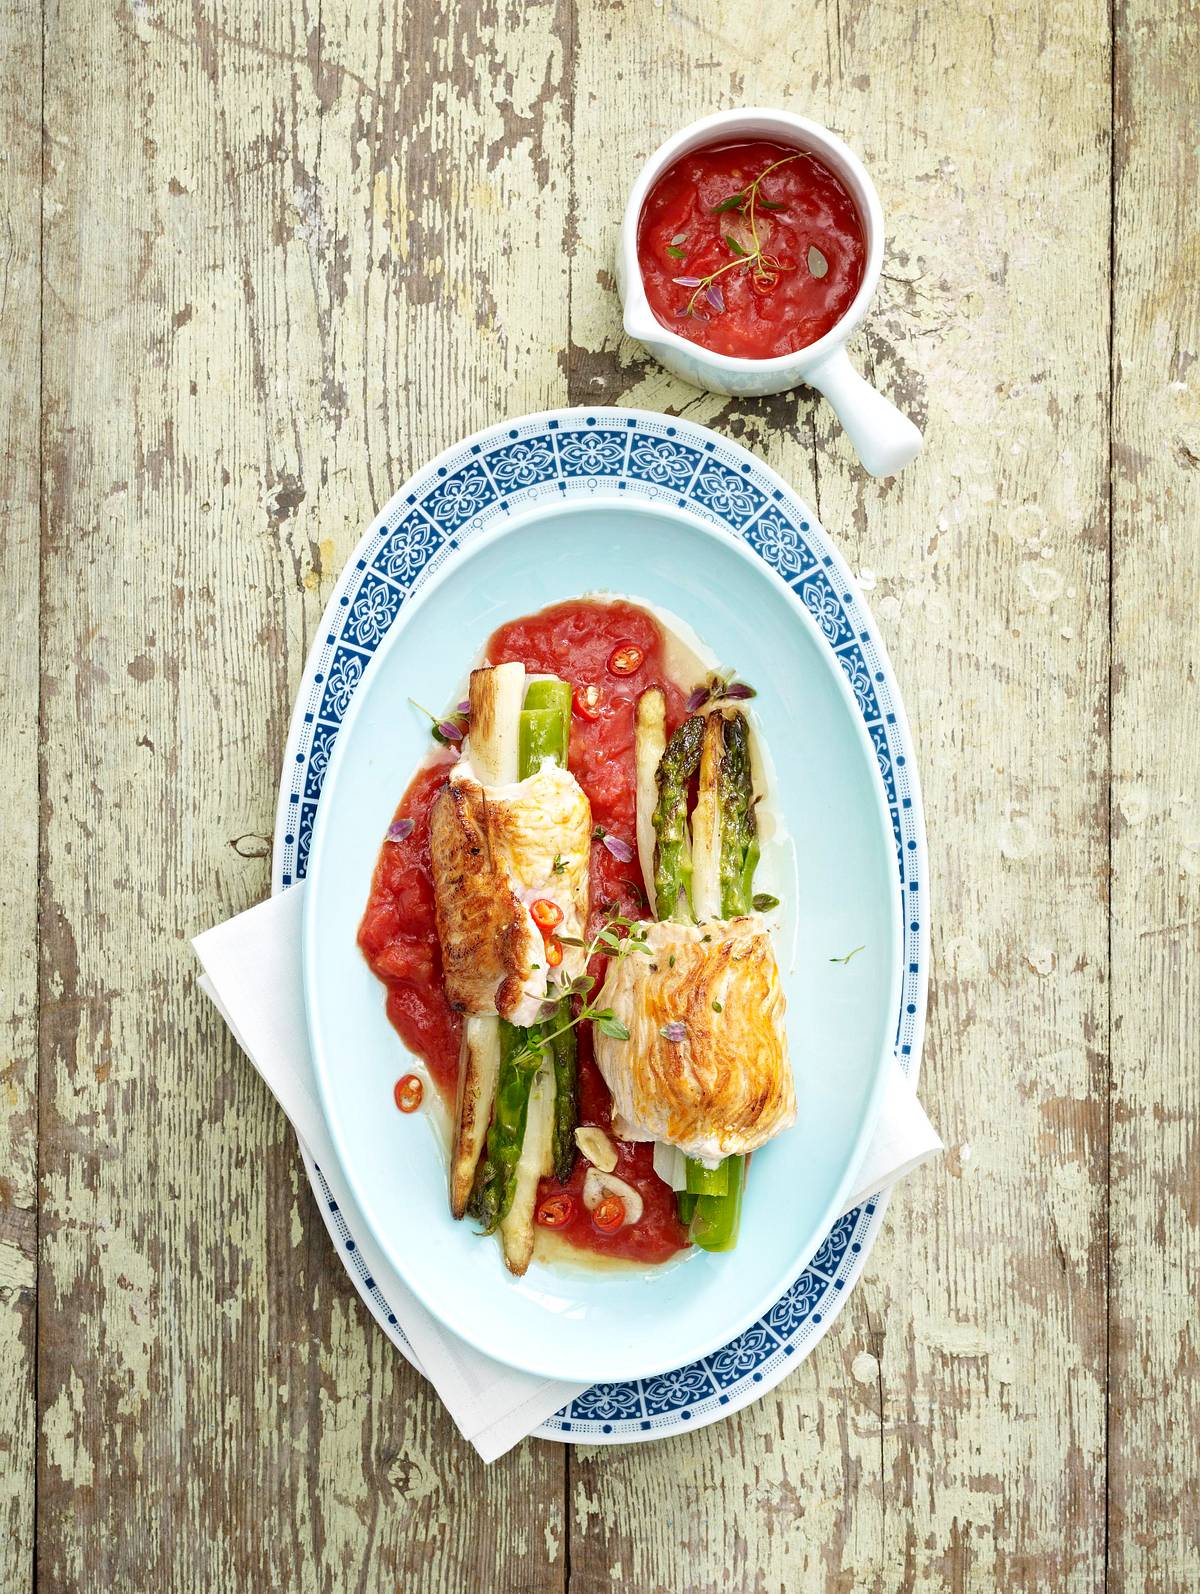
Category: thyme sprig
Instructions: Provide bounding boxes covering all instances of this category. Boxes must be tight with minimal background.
[506,906,650,1070]
[830,944,865,965]
[672,153,801,320]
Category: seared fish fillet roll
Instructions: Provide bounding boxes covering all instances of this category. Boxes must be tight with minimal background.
[593,914,795,1162]
[429,757,591,1027]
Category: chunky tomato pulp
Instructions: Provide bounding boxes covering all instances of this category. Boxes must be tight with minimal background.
[540,1026,686,1263]
[637,138,866,359]
[358,758,462,1095]
[357,599,691,1263]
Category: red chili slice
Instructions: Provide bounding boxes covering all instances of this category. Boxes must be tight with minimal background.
[545,938,564,969]
[537,1193,576,1228]
[530,898,564,932]
[592,1194,626,1232]
[574,683,603,720]
[607,644,645,677]
[394,1073,424,1113]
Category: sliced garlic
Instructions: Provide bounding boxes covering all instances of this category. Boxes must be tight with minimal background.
[581,1167,643,1225]
[574,1125,618,1173]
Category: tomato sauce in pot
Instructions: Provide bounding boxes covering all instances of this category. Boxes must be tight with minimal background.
[637,138,866,359]
[358,598,693,1263]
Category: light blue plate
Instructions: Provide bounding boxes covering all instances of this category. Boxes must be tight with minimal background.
[298,423,904,1387]
[274,408,929,1434]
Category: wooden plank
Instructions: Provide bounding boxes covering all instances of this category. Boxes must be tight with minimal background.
[0,1,41,1588]
[1109,2,1200,1584]
[37,0,569,1586]
[566,1,1112,1587]
[40,0,1200,1582]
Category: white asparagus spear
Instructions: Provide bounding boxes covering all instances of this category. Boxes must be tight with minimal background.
[499,1055,556,1276]
[464,660,525,785]
[688,711,725,922]
[449,1018,501,1218]
[448,661,525,1216]
[634,688,667,914]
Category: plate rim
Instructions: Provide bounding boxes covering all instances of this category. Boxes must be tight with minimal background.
[272,404,930,1438]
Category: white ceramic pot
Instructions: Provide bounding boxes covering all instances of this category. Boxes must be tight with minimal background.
[617,108,923,479]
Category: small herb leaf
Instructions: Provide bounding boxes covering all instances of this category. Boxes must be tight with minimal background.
[711,193,746,213]
[808,244,829,279]
[752,893,781,912]
[686,671,756,713]
[666,245,686,260]
[830,944,865,965]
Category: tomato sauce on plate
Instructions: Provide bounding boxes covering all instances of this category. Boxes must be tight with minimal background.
[357,598,692,1264]
[637,138,866,359]
[536,1025,686,1264]
[358,757,462,1096]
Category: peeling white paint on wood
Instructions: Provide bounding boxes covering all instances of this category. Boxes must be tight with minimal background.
[10,0,1197,1587]
[1109,1,1200,1587]
[0,0,41,1585]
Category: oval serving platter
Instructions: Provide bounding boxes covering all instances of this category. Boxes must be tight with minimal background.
[273,408,929,1435]
[300,472,902,1386]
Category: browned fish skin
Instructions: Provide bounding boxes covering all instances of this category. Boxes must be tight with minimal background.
[429,760,592,1025]
[594,915,795,1160]
[430,780,529,1018]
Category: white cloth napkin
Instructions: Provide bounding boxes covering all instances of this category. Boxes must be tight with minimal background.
[193,886,941,1461]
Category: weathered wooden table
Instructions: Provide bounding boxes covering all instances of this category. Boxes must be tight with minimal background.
[4,1,1197,1588]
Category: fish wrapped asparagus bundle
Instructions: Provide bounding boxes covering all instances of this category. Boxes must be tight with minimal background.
[431,667,584,1270]
[594,695,795,1252]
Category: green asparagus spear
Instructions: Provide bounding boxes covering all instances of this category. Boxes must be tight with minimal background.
[685,1157,731,1197]
[689,1155,745,1251]
[466,1020,544,1232]
[649,713,721,1228]
[521,679,578,1180]
[471,676,578,1232]
[717,710,758,918]
[550,1024,578,1184]
[651,714,706,921]
[518,677,571,772]
[522,676,573,720]
[519,707,564,773]
[681,709,758,1247]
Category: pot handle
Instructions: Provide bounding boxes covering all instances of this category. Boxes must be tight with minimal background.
[805,346,922,479]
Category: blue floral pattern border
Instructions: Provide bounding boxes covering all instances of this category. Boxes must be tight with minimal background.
[272,408,929,1446]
